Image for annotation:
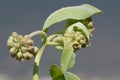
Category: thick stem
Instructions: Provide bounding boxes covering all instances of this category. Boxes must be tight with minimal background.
[47,42,59,46]
[29,30,47,80]
[33,40,47,80]
[29,30,47,39]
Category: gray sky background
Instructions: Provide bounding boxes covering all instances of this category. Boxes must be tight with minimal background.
[0,0,120,80]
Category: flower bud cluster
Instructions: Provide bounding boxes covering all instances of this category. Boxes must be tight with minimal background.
[7,32,38,61]
[64,31,87,52]
[87,21,94,32]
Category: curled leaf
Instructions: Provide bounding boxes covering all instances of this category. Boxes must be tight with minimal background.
[66,22,90,40]
[43,4,102,31]
[60,39,74,71]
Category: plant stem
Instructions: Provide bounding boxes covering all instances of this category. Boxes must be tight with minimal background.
[47,42,59,46]
[29,30,47,38]
[33,39,47,80]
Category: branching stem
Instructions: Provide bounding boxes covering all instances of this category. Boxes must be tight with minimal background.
[29,30,47,39]
[33,40,47,80]
[28,30,47,80]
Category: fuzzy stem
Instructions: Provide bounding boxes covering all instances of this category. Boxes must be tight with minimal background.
[33,39,47,80]
[47,42,59,46]
[29,30,46,39]
[28,30,47,80]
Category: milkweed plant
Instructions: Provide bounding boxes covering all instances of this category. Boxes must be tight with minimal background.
[7,4,102,80]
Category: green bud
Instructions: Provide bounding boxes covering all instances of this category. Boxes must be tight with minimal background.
[53,35,63,46]
[17,51,22,58]
[89,27,95,32]
[12,32,18,37]
[17,35,23,40]
[14,43,20,48]
[34,47,39,53]
[55,46,63,51]
[80,40,86,44]
[9,47,16,54]
[7,43,14,48]
[23,53,27,58]
[7,37,13,43]
[21,39,27,45]
[21,47,27,52]
[52,35,64,51]
[78,45,82,49]
[74,41,79,45]
[87,21,94,28]
[9,47,17,57]
[26,39,33,45]
[27,46,34,50]
[25,52,33,60]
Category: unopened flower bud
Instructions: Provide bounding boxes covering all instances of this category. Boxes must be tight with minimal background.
[17,51,22,58]
[80,40,86,44]
[9,47,16,54]
[26,39,33,45]
[17,35,23,40]
[63,30,89,52]
[21,47,27,52]
[88,21,94,28]
[34,47,39,53]
[55,46,63,51]
[7,32,39,61]
[12,32,18,37]
[23,53,27,58]
[25,52,33,60]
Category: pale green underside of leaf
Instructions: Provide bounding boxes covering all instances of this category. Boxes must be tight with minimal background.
[60,39,74,71]
[67,52,76,70]
[43,4,102,31]
[67,22,90,40]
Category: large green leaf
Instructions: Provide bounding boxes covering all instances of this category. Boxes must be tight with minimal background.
[66,17,92,28]
[60,39,74,71]
[50,64,65,80]
[50,64,80,80]
[43,4,102,31]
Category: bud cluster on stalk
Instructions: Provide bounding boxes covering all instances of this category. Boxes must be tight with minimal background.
[7,32,39,61]
[64,30,87,52]
[53,20,94,52]
[63,19,94,52]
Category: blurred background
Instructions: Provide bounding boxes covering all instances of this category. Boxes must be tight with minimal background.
[0,0,120,80]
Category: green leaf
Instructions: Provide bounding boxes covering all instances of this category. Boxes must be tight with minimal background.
[64,72,80,80]
[50,64,80,80]
[66,17,92,28]
[60,39,74,71]
[67,52,76,70]
[43,4,102,31]
[66,22,90,40]
[50,64,65,80]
